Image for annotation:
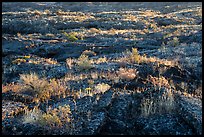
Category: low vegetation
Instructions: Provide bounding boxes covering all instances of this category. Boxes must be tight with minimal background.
[2,2,202,135]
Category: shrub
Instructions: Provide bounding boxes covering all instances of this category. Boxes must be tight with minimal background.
[38,105,72,128]
[19,73,52,103]
[77,54,93,70]
[167,37,179,46]
[63,32,78,42]
[23,105,72,129]
[20,73,68,102]
[49,78,67,99]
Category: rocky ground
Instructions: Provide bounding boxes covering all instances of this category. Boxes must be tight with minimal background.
[2,2,202,135]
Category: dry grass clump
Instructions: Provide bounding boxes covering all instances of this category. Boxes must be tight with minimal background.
[12,58,27,65]
[49,78,67,99]
[95,57,108,64]
[89,28,101,33]
[2,82,23,93]
[77,54,93,71]
[39,105,72,128]
[140,88,174,117]
[33,10,42,16]
[140,10,159,17]
[23,107,43,124]
[82,50,96,56]
[122,14,137,21]
[147,75,170,89]
[129,48,141,64]
[117,68,138,81]
[44,58,58,65]
[94,83,111,94]
[44,9,51,15]
[56,9,68,16]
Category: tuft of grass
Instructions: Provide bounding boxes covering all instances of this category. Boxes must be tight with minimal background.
[94,83,111,94]
[33,10,42,16]
[12,58,27,65]
[117,68,138,81]
[23,107,43,124]
[89,28,101,33]
[130,48,141,64]
[66,58,74,69]
[140,88,174,117]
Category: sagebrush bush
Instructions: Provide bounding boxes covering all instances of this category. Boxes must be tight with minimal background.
[77,54,93,70]
[20,73,68,103]
[20,73,51,102]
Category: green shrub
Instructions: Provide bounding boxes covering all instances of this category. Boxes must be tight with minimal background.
[77,54,93,70]
[63,32,78,42]
[167,37,179,46]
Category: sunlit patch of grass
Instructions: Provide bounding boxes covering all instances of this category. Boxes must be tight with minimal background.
[140,10,160,17]
[147,75,171,89]
[130,48,141,64]
[122,14,137,21]
[117,68,138,81]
